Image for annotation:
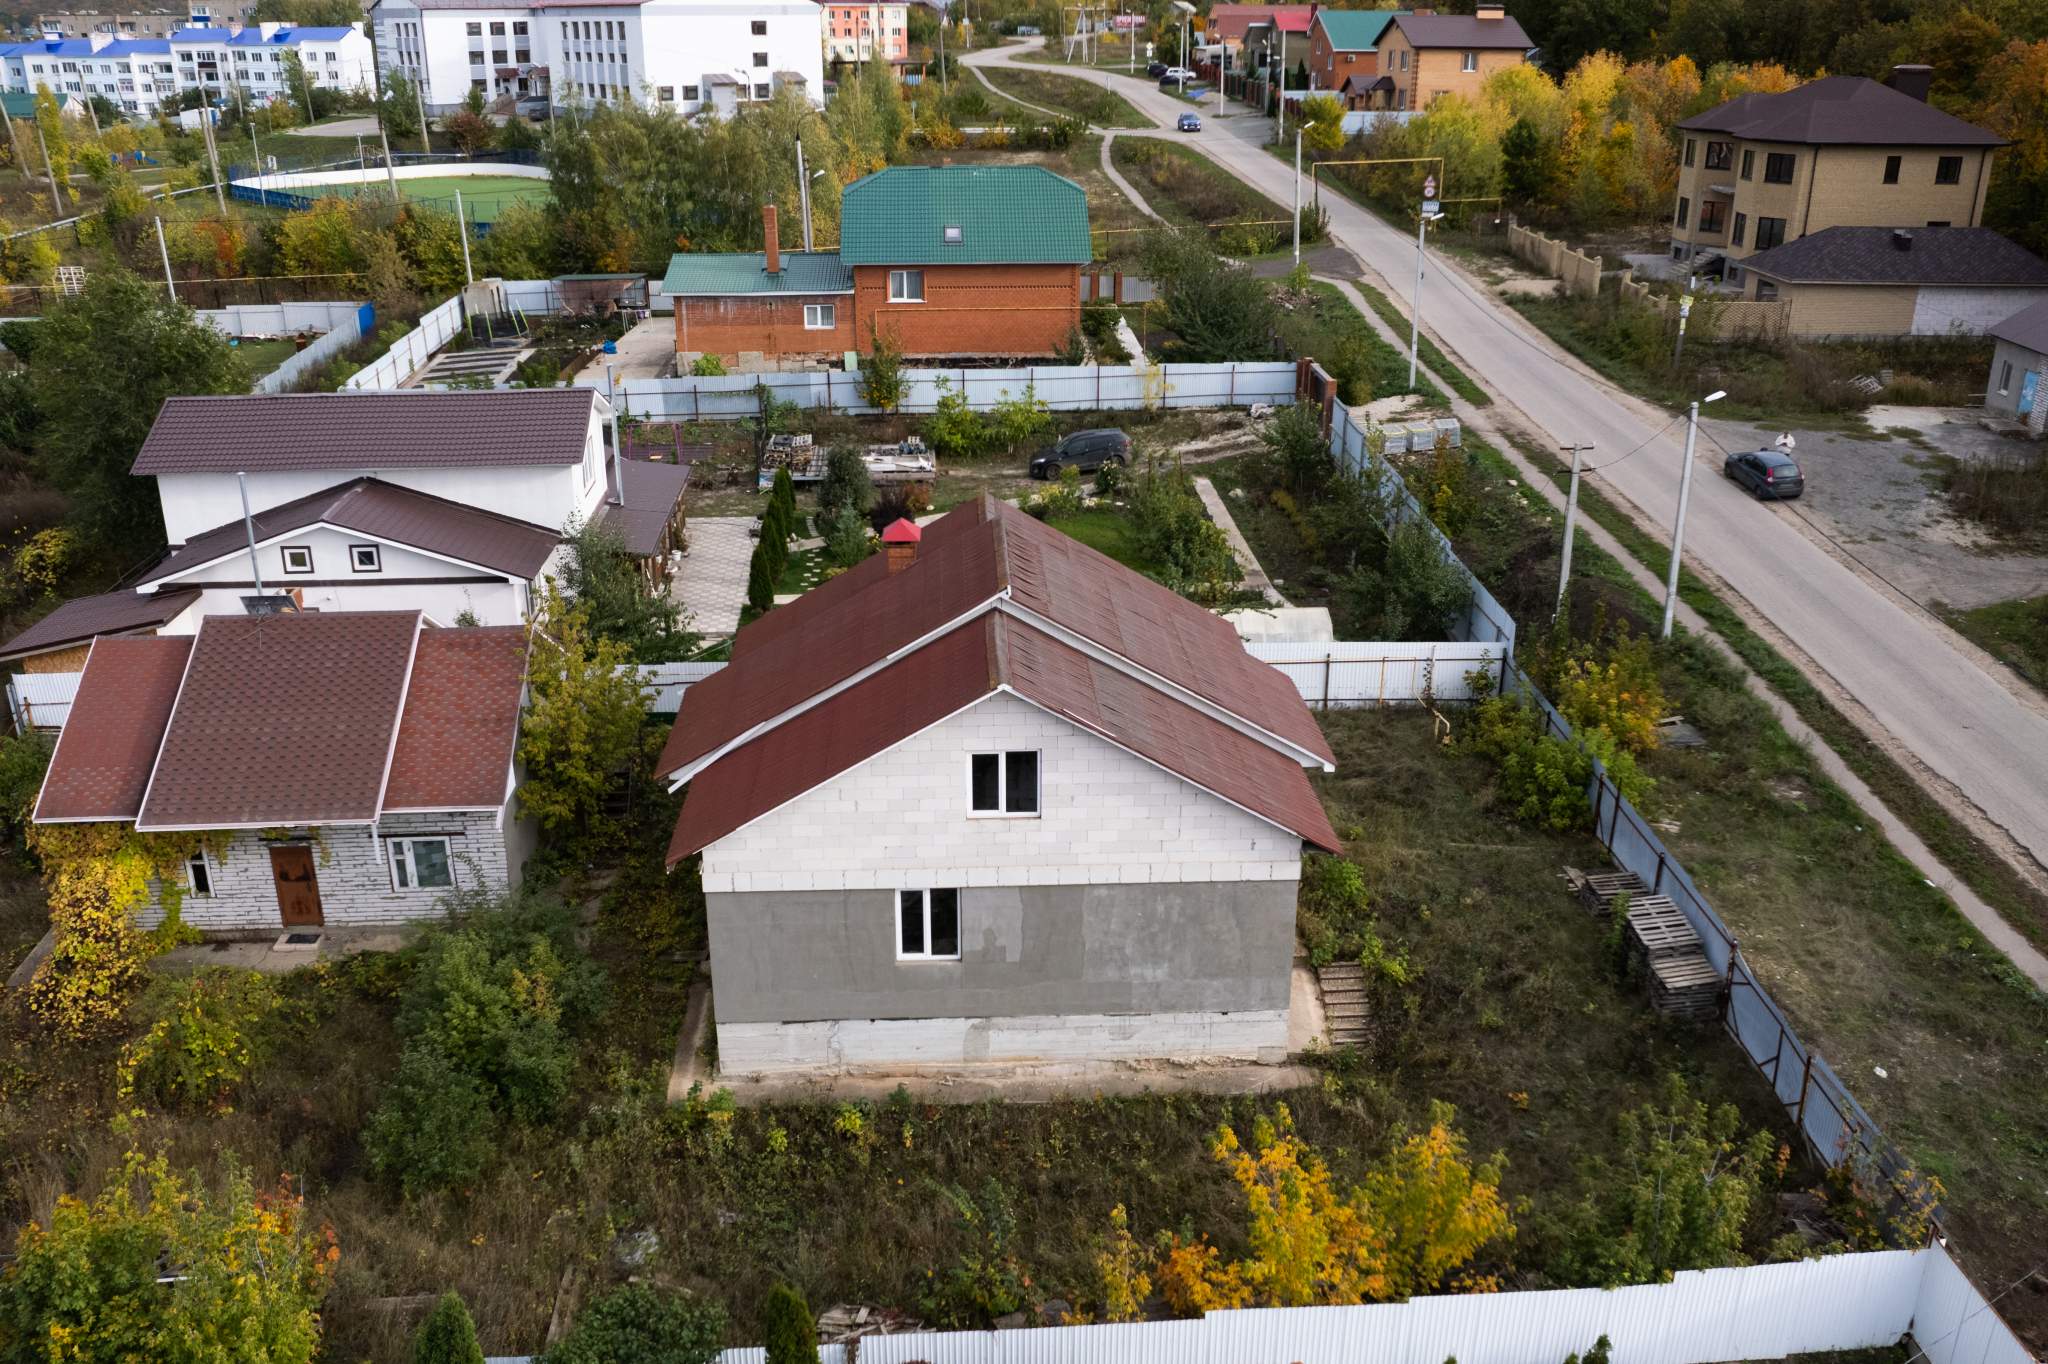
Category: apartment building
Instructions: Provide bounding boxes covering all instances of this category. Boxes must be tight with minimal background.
[369,0,824,116]
[821,1,906,64]
[171,22,373,98]
[1377,4,1529,112]
[1670,65,2004,282]
[0,34,179,112]
[34,3,254,39]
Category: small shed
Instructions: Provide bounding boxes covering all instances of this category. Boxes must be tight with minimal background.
[1986,296,2048,425]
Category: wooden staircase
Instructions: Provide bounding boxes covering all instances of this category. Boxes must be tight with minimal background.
[1317,960,1370,1050]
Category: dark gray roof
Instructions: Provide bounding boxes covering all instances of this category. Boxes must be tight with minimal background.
[139,477,562,584]
[1989,297,2048,355]
[132,389,599,475]
[0,587,202,662]
[1742,227,2048,287]
[594,458,689,557]
[1390,12,1531,49]
[1677,76,2005,148]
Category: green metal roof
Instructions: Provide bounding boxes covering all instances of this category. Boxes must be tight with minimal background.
[1312,9,1400,50]
[0,91,67,118]
[838,166,1091,267]
[660,251,854,297]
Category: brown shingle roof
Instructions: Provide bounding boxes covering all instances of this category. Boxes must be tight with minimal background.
[135,612,422,829]
[1390,12,1532,49]
[666,615,1339,863]
[131,389,599,476]
[1675,76,2005,147]
[33,636,193,822]
[383,626,529,810]
[0,587,201,662]
[138,477,561,585]
[1742,226,2048,287]
[592,458,690,557]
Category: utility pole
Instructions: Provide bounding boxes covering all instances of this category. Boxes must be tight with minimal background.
[1660,390,1725,639]
[414,73,430,156]
[2,112,27,195]
[1408,175,1440,393]
[1274,27,1285,143]
[1672,273,1696,363]
[796,138,814,252]
[454,188,473,283]
[198,104,227,213]
[377,108,399,203]
[155,215,177,299]
[1555,442,1591,617]
[1292,126,1303,264]
[33,121,62,208]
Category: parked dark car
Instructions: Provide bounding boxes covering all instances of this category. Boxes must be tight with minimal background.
[515,96,551,121]
[1147,60,1168,76]
[1030,428,1130,479]
[1177,112,1202,131]
[1722,448,1804,499]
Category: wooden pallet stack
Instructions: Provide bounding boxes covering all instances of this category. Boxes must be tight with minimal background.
[1623,895,1723,1020]
[1317,961,1370,1050]
[1577,869,1648,919]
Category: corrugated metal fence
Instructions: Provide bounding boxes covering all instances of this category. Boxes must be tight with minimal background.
[1248,640,1506,707]
[197,300,373,394]
[6,672,76,731]
[615,362,1300,421]
[345,294,465,391]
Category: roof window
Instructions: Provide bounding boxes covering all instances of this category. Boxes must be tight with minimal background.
[942,225,963,244]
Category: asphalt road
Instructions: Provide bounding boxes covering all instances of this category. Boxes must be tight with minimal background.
[965,42,2048,882]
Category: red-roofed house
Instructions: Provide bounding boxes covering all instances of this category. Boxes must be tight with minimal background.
[657,494,1338,1076]
[33,612,534,936]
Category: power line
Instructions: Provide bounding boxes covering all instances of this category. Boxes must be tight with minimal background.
[1582,412,1686,474]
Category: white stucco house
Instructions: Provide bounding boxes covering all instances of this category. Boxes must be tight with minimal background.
[657,496,1342,1076]
[33,611,534,935]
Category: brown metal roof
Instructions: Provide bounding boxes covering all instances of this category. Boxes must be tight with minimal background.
[383,626,530,810]
[1389,11,1532,48]
[131,389,599,476]
[0,587,202,662]
[1676,76,2005,147]
[139,477,561,586]
[592,458,690,557]
[32,636,193,823]
[666,614,1339,862]
[134,612,422,830]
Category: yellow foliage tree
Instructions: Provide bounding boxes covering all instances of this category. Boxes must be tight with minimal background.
[1094,1204,1153,1322]
[1360,1101,1515,1299]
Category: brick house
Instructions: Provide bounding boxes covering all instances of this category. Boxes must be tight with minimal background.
[1307,9,1397,108]
[668,165,1091,367]
[1379,5,1530,112]
[32,612,535,937]
[1670,66,2006,285]
[657,495,1340,1076]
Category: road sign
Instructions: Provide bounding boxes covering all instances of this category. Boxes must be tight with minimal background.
[1422,199,1440,216]
[1422,174,1436,197]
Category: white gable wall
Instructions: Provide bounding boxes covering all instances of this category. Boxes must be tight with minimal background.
[700,689,1304,895]
[141,526,529,625]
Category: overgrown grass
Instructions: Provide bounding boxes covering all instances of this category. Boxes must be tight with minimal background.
[1346,277,1493,407]
[1045,504,1149,571]
[1277,282,1450,408]
[1941,447,2048,549]
[1940,593,2048,696]
[975,65,1150,127]
[1111,137,1296,254]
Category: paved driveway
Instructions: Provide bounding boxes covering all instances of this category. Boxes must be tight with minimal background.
[964,39,2048,877]
[671,516,753,637]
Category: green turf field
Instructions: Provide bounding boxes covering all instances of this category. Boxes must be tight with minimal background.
[292,173,550,218]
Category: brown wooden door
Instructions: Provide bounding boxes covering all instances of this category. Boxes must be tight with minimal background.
[269,846,323,927]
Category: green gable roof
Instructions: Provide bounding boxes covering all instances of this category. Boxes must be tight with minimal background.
[838,166,1091,267]
[661,251,854,297]
[0,91,67,118]
[1313,9,1400,51]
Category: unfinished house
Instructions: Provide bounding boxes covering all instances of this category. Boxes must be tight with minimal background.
[658,496,1340,1075]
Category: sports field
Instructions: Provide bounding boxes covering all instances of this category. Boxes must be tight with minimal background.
[297,173,551,218]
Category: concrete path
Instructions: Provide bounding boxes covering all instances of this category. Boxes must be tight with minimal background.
[967,38,2048,917]
[283,116,381,138]
[1194,474,1285,606]
[667,976,714,1102]
[1313,271,2048,989]
[1099,130,1162,221]
[671,516,754,636]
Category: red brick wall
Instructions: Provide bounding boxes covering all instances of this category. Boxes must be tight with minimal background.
[1308,30,1378,91]
[851,263,1081,358]
[673,295,853,364]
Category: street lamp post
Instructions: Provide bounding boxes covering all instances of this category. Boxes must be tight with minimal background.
[1293,126,1303,263]
[1407,175,1442,392]
[1555,442,1592,617]
[1660,389,1726,639]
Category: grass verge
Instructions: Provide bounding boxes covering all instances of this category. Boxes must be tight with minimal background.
[1111,136,1292,246]
[1346,277,1492,407]
[1278,281,1450,409]
[1939,594,2048,697]
[975,65,1150,127]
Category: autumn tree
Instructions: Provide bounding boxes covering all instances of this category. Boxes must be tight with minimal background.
[1298,94,1346,155]
[517,583,651,842]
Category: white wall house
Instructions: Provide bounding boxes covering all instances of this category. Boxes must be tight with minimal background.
[0,35,180,114]
[0,22,371,113]
[369,0,824,116]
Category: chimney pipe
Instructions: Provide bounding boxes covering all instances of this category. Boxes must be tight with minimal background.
[1476,2,1504,17]
[763,204,781,275]
[1892,229,1913,252]
[1885,64,1933,103]
[882,517,921,573]
[238,471,263,600]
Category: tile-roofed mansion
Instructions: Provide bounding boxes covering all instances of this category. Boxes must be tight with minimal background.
[33,613,534,934]
[658,495,1340,1076]
[665,165,1092,367]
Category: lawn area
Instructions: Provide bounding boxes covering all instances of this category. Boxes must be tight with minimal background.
[292,173,551,219]
[1044,503,1147,569]
[975,65,1151,127]
[1941,593,2048,694]
[226,336,300,384]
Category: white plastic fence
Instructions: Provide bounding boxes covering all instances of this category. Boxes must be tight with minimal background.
[344,293,464,391]
[6,672,76,731]
[1248,641,1506,707]
[615,362,1299,421]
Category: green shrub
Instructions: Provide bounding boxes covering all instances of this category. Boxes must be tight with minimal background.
[542,1285,727,1364]
[413,1291,485,1364]
[690,354,726,377]
[987,383,1053,455]
[761,1283,818,1364]
[918,1179,1036,1329]
[747,541,776,614]
[1029,465,1086,521]
[1466,696,1593,831]
[1130,462,1241,601]
[924,377,988,459]
[365,1045,500,1198]
[859,322,904,411]
[117,968,281,1113]
[817,446,873,518]
[0,731,52,854]
[821,504,873,570]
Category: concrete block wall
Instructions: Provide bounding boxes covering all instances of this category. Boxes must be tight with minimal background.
[139,809,513,935]
[700,690,1305,894]
[718,1008,1292,1074]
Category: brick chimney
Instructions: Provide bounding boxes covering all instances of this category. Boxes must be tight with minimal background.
[762,204,781,275]
[882,517,921,573]
[1475,2,1505,18]
[1885,63,1933,102]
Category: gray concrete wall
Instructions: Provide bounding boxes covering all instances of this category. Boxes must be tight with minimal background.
[707,879,1295,1027]
[1987,338,2043,417]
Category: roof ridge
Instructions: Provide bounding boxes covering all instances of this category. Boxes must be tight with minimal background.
[985,493,1013,596]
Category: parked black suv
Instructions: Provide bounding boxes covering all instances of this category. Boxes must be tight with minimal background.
[1030,428,1130,479]
[1722,448,1804,500]
[1146,60,1168,76]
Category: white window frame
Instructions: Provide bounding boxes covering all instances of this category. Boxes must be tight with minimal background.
[968,749,1041,817]
[349,543,382,573]
[889,268,925,302]
[1461,50,1476,71]
[388,836,456,892]
[803,303,836,329]
[184,847,215,898]
[896,886,962,961]
[1998,361,2012,396]
[280,544,314,575]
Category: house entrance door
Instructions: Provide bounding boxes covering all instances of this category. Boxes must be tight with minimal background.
[269,845,324,927]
